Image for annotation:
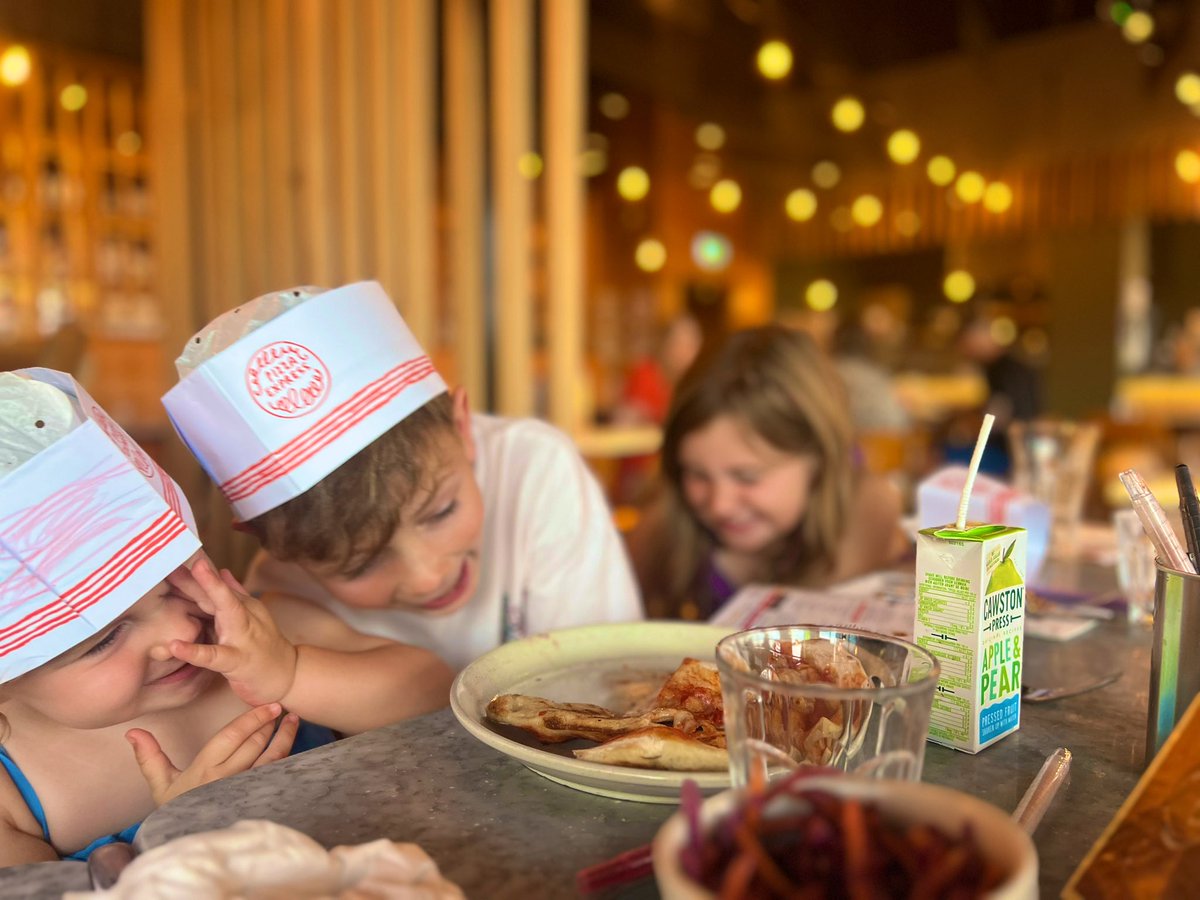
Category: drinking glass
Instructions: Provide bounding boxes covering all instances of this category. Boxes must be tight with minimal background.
[1009,420,1100,559]
[1113,508,1158,624]
[715,625,940,788]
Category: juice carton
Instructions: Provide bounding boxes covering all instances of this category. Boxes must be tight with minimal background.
[914,524,1027,753]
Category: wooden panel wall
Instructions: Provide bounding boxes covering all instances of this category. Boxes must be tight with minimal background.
[146,0,590,571]
[147,0,448,570]
[148,0,441,334]
[0,34,157,421]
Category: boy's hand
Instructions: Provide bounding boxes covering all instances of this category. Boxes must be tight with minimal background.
[126,703,299,806]
[167,558,299,707]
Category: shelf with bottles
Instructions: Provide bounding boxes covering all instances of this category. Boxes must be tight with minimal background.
[0,35,156,351]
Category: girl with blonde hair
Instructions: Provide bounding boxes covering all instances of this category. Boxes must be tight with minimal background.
[628,324,907,619]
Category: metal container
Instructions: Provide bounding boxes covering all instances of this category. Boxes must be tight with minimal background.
[1146,560,1200,765]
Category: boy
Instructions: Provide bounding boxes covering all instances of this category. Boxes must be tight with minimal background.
[0,369,452,865]
[163,282,642,669]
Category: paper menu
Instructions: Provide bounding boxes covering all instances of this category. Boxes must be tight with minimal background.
[709,570,916,639]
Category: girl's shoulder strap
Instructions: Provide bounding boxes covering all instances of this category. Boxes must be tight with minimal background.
[0,745,51,841]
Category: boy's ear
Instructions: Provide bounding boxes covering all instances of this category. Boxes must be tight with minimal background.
[450,387,476,463]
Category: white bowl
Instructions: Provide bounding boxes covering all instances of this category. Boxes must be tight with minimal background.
[652,777,1038,900]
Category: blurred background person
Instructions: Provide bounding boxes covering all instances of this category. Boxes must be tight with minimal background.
[950,312,1045,476]
[610,312,703,504]
[627,324,908,620]
[832,319,910,434]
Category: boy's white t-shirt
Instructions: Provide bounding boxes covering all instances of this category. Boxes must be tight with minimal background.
[244,413,644,670]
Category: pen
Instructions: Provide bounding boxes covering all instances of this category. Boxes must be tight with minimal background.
[1175,464,1200,569]
[1119,469,1196,574]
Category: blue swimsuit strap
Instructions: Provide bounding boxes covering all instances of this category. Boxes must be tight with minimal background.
[0,745,49,841]
[0,720,334,861]
[2,744,139,860]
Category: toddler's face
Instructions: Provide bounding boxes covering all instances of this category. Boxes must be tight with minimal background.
[304,403,485,616]
[677,413,819,556]
[8,555,217,728]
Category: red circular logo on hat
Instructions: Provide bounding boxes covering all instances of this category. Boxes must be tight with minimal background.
[91,405,156,478]
[245,341,331,419]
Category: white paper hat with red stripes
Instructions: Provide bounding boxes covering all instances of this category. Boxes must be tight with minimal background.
[162,281,448,521]
[0,369,200,683]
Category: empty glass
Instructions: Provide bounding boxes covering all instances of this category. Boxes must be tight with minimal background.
[715,626,940,788]
[1010,420,1100,559]
[1113,508,1158,624]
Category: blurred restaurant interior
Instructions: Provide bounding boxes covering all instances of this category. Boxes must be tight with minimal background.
[1,0,1200,567]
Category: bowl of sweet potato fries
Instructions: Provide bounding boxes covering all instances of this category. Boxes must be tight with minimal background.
[652,771,1037,899]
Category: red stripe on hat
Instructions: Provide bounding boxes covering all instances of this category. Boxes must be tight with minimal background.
[0,512,186,656]
[221,356,437,503]
[221,356,433,500]
[155,464,185,524]
[0,513,184,655]
[0,515,185,656]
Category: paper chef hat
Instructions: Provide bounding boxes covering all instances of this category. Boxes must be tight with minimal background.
[0,369,201,683]
[162,281,448,521]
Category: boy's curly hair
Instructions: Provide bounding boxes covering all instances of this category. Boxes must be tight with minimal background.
[242,393,458,575]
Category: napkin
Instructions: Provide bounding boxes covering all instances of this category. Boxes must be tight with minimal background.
[175,287,320,376]
[65,820,465,900]
[916,465,1051,581]
[0,371,83,478]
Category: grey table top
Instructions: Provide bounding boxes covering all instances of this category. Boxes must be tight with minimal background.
[0,564,1150,899]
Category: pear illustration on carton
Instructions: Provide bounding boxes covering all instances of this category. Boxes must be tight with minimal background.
[986,541,1023,595]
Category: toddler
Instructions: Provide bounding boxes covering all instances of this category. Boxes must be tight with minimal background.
[0,369,451,865]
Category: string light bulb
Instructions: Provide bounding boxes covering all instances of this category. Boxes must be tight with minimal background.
[831,96,865,132]
[635,238,666,273]
[983,181,1013,213]
[887,129,921,164]
[695,123,725,151]
[805,279,838,311]
[1176,149,1200,184]
[616,166,650,201]
[785,188,817,222]
[60,84,87,112]
[944,270,976,303]
[598,93,629,120]
[1176,72,1200,106]
[812,160,841,189]
[1122,10,1154,43]
[927,155,956,186]
[0,45,32,87]
[756,40,793,80]
[517,152,542,180]
[851,194,883,227]
[955,171,986,203]
[710,179,742,213]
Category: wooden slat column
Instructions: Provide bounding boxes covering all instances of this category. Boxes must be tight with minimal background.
[145,0,199,492]
[490,0,534,417]
[543,0,588,434]
[445,0,486,403]
[396,0,436,347]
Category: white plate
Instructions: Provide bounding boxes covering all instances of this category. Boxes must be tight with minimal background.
[450,621,735,804]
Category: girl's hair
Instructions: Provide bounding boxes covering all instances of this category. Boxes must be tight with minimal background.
[243,392,457,575]
[646,324,856,617]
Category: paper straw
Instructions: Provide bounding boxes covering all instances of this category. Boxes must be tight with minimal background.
[1011,747,1071,835]
[955,413,995,530]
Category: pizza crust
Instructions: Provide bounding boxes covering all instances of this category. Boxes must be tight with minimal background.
[572,726,730,771]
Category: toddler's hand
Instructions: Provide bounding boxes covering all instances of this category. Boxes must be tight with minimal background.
[126,703,299,806]
[167,558,299,706]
